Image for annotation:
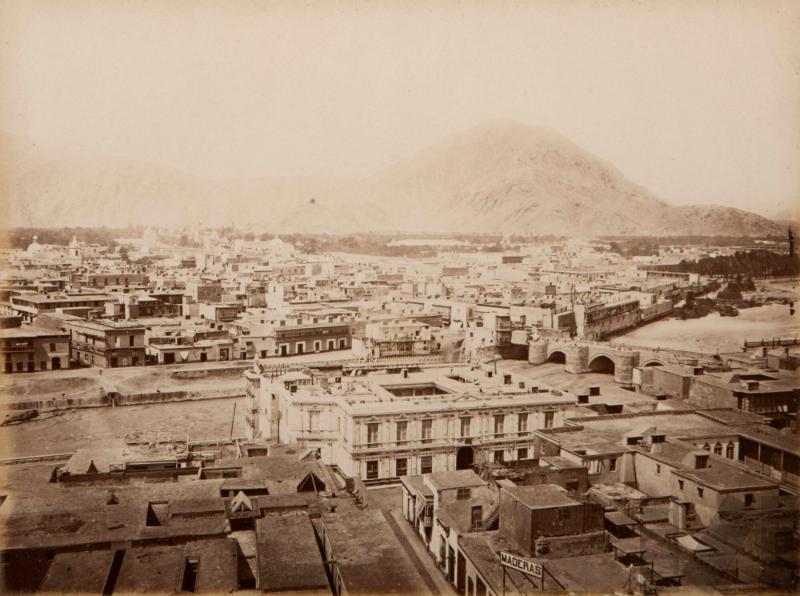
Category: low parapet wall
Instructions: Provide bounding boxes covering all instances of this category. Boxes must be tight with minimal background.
[113,388,243,405]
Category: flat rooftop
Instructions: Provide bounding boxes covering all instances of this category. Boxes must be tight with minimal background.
[278,366,575,415]
[425,469,485,491]
[0,326,68,338]
[566,410,756,445]
[502,484,578,509]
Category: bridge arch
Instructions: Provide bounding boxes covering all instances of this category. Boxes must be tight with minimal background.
[642,360,665,367]
[588,354,616,374]
[547,350,567,364]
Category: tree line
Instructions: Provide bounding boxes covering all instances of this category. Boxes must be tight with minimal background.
[673,250,800,278]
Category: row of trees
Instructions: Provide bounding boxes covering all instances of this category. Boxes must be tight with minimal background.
[0,227,137,249]
[674,250,800,278]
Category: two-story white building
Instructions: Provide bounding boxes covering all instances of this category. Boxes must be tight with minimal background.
[243,364,576,482]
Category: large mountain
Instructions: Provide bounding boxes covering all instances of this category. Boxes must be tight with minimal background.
[0,121,784,236]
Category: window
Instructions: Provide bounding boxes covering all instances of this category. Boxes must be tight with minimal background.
[494,450,504,463]
[713,443,722,455]
[544,410,555,429]
[656,464,661,475]
[309,411,320,431]
[678,479,684,490]
[129,335,135,347]
[456,488,471,500]
[395,458,408,477]
[367,423,379,445]
[517,413,528,435]
[697,487,704,499]
[421,455,433,474]
[744,493,754,508]
[726,443,735,459]
[609,458,617,472]
[460,416,471,438]
[396,421,408,444]
[366,461,378,480]
[517,448,528,460]
[421,419,433,443]
[494,414,505,437]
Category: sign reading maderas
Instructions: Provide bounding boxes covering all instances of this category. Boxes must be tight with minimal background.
[500,552,543,579]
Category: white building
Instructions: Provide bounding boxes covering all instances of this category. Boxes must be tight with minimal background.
[243,364,575,482]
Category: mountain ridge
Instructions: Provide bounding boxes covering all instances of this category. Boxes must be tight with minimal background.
[0,122,785,236]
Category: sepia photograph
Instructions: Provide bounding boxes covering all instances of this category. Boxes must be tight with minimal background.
[0,0,798,593]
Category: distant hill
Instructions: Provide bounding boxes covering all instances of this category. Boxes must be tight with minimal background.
[0,121,786,236]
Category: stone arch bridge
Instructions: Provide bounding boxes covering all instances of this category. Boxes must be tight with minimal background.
[528,339,701,385]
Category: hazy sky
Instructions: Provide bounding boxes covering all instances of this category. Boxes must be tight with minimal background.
[1,0,798,215]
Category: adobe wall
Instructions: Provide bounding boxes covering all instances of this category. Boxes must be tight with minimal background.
[687,379,736,409]
[651,368,691,399]
[534,530,608,559]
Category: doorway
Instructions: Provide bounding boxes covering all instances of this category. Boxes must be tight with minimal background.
[456,446,474,470]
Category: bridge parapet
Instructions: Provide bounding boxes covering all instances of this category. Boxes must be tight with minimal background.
[529,338,719,385]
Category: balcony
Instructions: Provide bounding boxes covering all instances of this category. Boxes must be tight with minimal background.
[71,340,106,355]
[296,429,338,439]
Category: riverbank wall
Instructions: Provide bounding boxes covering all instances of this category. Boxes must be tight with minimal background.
[1,387,244,414]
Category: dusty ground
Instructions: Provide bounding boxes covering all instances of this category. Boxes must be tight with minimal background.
[0,348,355,405]
[0,396,248,458]
[749,277,799,301]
